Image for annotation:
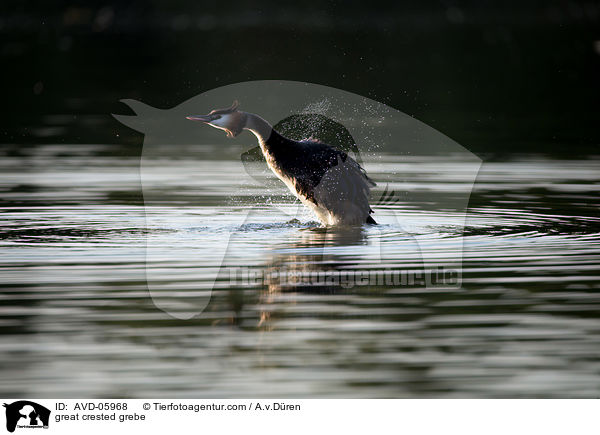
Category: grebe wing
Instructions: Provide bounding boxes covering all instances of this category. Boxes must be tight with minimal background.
[298,140,376,189]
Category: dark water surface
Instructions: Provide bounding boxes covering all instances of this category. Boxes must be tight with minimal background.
[1,144,599,397]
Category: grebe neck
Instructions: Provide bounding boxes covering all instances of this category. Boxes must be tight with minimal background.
[243,113,278,150]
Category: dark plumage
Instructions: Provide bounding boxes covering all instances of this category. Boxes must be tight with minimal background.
[264,132,374,211]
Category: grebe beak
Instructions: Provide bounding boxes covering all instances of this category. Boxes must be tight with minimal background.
[186,114,216,122]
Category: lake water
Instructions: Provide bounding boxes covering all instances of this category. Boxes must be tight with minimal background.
[1,144,599,398]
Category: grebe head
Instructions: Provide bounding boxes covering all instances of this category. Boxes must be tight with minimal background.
[186,100,246,138]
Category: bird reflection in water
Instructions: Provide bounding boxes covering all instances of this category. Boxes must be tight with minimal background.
[265,226,366,293]
[257,226,366,328]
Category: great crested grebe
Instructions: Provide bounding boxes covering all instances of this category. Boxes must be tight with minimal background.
[187,101,377,226]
